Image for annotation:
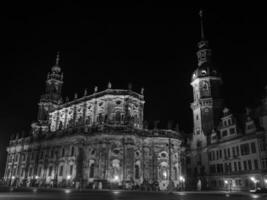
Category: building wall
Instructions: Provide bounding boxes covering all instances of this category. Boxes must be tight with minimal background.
[4,131,183,190]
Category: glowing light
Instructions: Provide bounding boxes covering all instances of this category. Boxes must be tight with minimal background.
[250,177,258,183]
[11,176,15,180]
[35,176,39,179]
[67,175,71,180]
[113,175,119,182]
[251,194,260,199]
[64,189,71,194]
[264,179,267,184]
[179,176,185,182]
[113,190,120,195]
[224,180,228,184]
[163,171,167,179]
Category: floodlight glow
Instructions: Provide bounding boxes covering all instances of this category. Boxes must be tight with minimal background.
[163,171,167,179]
[224,180,228,184]
[67,175,71,180]
[35,176,39,179]
[113,175,119,181]
[65,189,71,194]
[11,176,15,180]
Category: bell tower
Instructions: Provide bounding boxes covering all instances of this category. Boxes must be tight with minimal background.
[191,11,223,148]
[32,52,64,135]
[189,11,223,187]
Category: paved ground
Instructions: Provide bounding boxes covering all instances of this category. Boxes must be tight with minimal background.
[0,189,267,200]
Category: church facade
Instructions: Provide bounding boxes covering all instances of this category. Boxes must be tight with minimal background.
[3,54,183,190]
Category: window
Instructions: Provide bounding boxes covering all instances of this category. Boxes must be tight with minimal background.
[31,152,35,160]
[224,163,228,173]
[230,128,235,135]
[135,165,140,179]
[227,148,231,158]
[251,143,256,153]
[232,147,236,157]
[71,147,74,156]
[243,161,247,171]
[89,163,94,178]
[240,143,250,155]
[222,130,228,137]
[236,146,240,156]
[234,162,237,171]
[70,165,73,175]
[38,167,42,176]
[29,167,33,177]
[59,166,63,176]
[261,158,267,169]
[238,162,241,171]
[62,148,65,157]
[254,159,258,170]
[224,149,227,159]
[260,142,267,151]
[248,160,252,170]
[49,166,53,176]
[219,150,222,159]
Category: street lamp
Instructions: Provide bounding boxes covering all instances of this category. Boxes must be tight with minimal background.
[179,176,185,190]
[250,177,258,190]
[113,175,119,182]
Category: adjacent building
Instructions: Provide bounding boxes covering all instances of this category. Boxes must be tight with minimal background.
[187,12,267,191]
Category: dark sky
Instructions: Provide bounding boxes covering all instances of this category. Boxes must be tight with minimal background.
[1,4,267,163]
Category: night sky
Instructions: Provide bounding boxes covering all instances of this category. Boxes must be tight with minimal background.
[1,4,267,174]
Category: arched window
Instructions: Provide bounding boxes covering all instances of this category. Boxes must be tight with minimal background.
[89,163,94,178]
[71,147,74,157]
[115,111,121,122]
[62,148,65,157]
[135,165,140,179]
[173,167,178,180]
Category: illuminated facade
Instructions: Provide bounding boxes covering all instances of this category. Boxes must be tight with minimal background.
[187,12,267,191]
[3,54,183,190]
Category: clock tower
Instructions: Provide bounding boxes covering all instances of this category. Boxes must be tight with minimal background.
[189,11,223,187]
[191,10,223,148]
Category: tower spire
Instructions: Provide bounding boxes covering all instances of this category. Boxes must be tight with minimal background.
[51,52,61,73]
[55,51,60,66]
[199,10,205,40]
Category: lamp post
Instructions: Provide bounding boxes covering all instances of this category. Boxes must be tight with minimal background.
[179,176,185,191]
[67,175,71,187]
[250,177,258,190]
[224,180,230,191]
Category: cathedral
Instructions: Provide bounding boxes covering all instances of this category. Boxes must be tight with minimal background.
[3,54,183,190]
